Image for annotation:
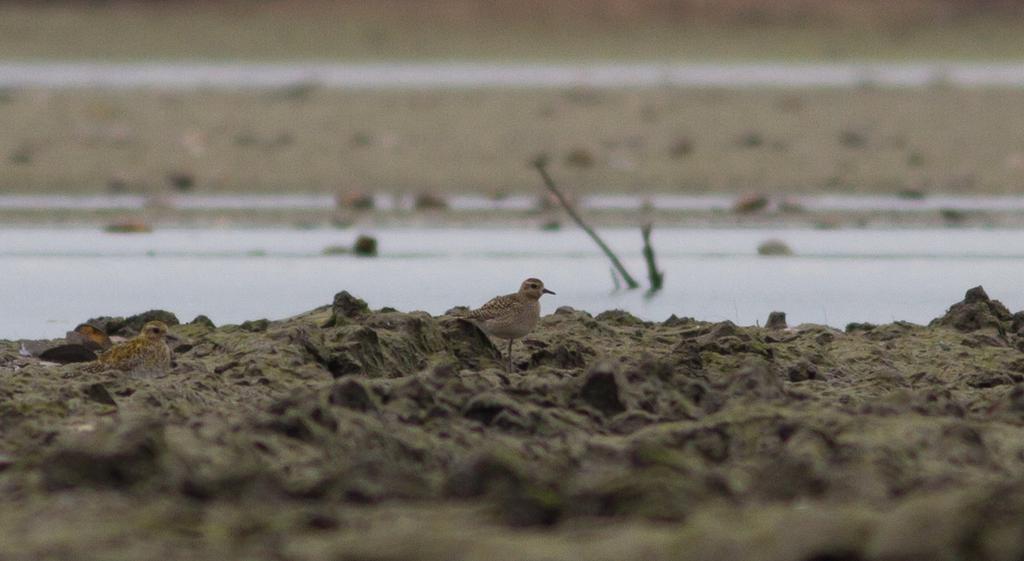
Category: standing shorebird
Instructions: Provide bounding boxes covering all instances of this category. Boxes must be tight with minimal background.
[464,278,555,372]
[84,320,172,377]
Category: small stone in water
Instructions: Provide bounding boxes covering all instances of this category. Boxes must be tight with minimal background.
[353,235,378,257]
[757,239,793,256]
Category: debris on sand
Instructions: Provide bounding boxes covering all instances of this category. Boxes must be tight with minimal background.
[166,171,195,192]
[668,136,694,158]
[413,192,448,210]
[335,190,375,211]
[103,219,152,233]
[777,197,806,213]
[736,131,764,148]
[564,147,595,168]
[732,193,770,214]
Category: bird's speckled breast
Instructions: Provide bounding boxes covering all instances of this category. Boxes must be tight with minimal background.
[479,298,540,340]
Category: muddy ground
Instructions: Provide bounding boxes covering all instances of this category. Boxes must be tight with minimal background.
[3,2,1024,61]
[3,287,1024,559]
[4,88,1024,198]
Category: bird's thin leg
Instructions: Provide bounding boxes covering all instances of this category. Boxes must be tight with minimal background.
[507,339,513,373]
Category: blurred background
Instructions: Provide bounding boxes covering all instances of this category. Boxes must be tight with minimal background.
[3,0,1024,337]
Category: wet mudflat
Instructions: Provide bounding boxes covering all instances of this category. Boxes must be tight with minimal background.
[3,286,1024,560]
[5,88,1024,196]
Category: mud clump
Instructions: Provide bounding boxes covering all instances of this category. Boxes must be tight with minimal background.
[765,310,788,329]
[87,309,180,336]
[786,359,821,382]
[579,361,626,417]
[446,448,561,526]
[721,358,785,400]
[5,286,1024,559]
[325,290,370,325]
[41,420,167,491]
[931,285,1012,333]
[328,379,378,412]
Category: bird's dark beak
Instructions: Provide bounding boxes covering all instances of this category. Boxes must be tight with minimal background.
[543,288,556,295]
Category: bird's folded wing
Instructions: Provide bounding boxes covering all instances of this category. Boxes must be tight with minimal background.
[467,294,514,321]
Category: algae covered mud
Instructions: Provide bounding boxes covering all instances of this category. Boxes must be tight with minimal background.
[3,287,1024,559]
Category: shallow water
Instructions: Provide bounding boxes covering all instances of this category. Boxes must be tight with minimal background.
[4,194,1024,213]
[2,227,1023,339]
[2,62,1024,89]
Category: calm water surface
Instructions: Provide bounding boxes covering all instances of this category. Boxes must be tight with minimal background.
[2,227,1023,339]
[3,62,1024,89]
[5,193,1024,212]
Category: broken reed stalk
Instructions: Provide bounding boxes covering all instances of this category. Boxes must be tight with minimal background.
[641,223,664,293]
[532,157,640,290]
[610,267,622,291]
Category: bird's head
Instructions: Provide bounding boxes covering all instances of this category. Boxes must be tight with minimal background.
[141,321,169,341]
[519,278,555,300]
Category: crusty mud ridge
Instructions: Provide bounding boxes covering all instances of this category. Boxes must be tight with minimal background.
[2,287,1024,560]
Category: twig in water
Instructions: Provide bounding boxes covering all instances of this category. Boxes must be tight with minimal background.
[641,223,664,293]
[532,155,640,290]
